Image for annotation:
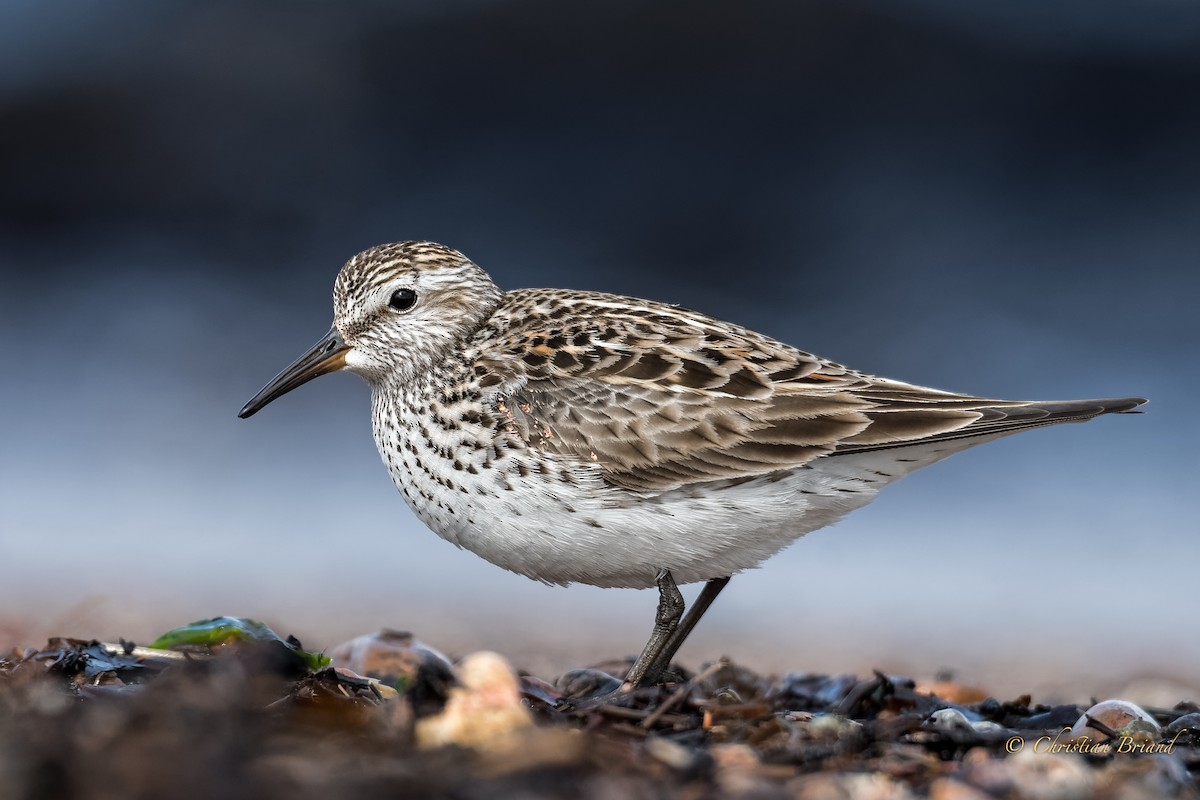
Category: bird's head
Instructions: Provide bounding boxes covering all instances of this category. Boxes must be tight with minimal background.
[239,241,502,418]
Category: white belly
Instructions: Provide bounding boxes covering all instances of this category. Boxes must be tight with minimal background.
[378,440,929,589]
[374,387,1005,589]
[443,465,884,588]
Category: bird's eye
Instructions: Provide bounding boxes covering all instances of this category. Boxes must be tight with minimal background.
[388,288,418,312]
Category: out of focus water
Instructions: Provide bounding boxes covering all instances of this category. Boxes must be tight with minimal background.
[2,0,1197,700]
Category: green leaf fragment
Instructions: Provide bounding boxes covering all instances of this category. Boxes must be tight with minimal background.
[150,616,331,670]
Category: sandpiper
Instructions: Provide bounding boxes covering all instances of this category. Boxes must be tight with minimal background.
[240,241,1144,689]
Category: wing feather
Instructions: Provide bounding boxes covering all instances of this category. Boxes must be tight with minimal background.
[469,289,1144,493]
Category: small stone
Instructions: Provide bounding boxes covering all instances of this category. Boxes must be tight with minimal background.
[791,712,864,741]
[1095,754,1192,798]
[697,659,771,702]
[928,708,1003,736]
[962,751,1016,795]
[792,772,916,800]
[963,749,1093,800]
[927,778,992,800]
[329,629,455,715]
[644,736,702,772]
[1069,699,1161,742]
[790,774,844,800]
[1006,750,1093,800]
[415,651,534,754]
[872,744,943,783]
[1165,711,1200,738]
[708,742,759,771]
[328,629,453,691]
[929,708,975,734]
[419,651,581,772]
[709,744,779,797]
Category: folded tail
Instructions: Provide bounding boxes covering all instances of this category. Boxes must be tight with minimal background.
[833,396,1146,456]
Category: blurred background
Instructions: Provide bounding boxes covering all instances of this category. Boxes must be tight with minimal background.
[2,0,1197,701]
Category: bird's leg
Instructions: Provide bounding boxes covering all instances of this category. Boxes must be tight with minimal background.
[639,575,731,687]
[622,568,685,690]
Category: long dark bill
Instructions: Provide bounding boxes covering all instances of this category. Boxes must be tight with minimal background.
[238,328,349,419]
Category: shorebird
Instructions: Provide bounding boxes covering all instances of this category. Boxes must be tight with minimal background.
[239,241,1144,689]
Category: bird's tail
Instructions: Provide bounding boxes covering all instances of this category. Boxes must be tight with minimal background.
[834,396,1146,455]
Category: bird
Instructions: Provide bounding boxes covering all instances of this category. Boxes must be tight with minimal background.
[239,240,1145,690]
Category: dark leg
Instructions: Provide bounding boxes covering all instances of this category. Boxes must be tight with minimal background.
[622,568,685,690]
[622,573,732,690]
[637,575,730,687]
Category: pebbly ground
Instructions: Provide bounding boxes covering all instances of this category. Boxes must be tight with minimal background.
[1,621,1197,800]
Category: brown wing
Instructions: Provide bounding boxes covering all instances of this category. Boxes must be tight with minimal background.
[472,290,1144,493]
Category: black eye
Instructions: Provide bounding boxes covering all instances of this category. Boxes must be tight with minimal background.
[388,288,418,311]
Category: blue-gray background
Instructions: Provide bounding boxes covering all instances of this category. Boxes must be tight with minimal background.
[2,0,1196,699]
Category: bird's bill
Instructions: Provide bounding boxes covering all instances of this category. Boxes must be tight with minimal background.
[238,328,350,419]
